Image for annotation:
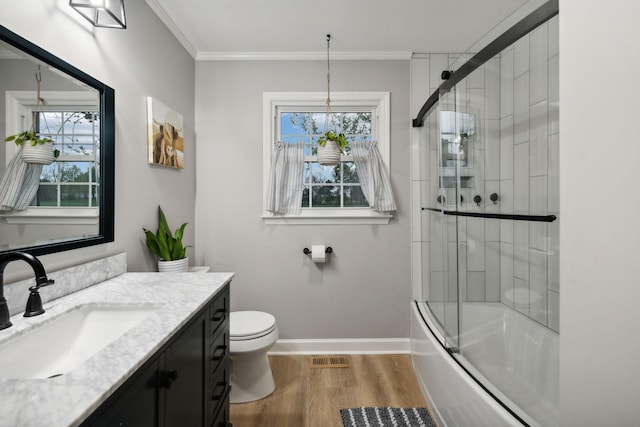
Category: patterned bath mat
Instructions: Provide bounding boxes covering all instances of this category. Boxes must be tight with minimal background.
[340,407,436,427]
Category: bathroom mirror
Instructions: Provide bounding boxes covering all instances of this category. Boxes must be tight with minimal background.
[0,25,114,256]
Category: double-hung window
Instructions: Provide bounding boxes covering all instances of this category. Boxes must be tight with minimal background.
[263,92,391,224]
[3,90,99,224]
[34,110,99,208]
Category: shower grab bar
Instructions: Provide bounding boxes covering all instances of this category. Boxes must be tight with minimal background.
[412,0,559,128]
[422,207,556,223]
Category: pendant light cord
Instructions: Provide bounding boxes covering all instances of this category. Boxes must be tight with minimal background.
[326,34,332,127]
[32,66,47,133]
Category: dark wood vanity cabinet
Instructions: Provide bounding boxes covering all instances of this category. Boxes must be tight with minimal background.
[81,283,230,427]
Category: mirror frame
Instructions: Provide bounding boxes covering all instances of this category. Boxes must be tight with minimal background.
[0,24,114,256]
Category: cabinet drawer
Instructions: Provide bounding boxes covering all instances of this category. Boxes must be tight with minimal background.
[210,287,229,337]
[210,387,230,427]
[209,359,229,419]
[210,325,228,374]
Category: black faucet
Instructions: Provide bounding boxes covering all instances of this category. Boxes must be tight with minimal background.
[0,252,54,330]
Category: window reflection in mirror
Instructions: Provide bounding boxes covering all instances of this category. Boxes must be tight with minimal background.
[0,25,114,256]
[440,110,475,168]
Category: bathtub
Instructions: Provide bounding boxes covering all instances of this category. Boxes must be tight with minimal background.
[411,302,558,427]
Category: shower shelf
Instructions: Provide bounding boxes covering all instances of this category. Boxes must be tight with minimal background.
[422,207,556,223]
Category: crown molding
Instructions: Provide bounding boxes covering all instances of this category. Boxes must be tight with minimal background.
[145,0,411,61]
[196,51,413,61]
[145,0,197,58]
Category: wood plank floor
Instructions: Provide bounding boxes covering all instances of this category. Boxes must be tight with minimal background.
[230,354,429,427]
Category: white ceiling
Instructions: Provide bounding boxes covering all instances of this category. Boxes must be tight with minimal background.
[146,0,538,60]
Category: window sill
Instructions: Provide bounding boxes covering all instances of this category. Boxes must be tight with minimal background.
[0,207,99,225]
[262,209,392,225]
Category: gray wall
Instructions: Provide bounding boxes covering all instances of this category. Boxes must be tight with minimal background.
[559,1,640,425]
[0,0,196,283]
[194,60,412,339]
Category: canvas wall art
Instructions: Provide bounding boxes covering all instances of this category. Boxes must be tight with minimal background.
[147,97,184,169]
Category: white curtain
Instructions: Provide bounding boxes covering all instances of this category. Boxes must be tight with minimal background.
[0,147,43,212]
[266,141,304,215]
[352,140,396,212]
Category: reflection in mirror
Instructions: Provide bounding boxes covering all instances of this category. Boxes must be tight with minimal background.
[440,110,475,168]
[439,110,476,189]
[0,25,114,256]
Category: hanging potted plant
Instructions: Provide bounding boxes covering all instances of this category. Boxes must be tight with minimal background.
[317,131,348,166]
[143,205,190,272]
[315,35,349,167]
[4,67,59,165]
[5,130,59,165]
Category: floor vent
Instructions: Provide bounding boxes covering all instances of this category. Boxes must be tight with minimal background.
[310,355,349,368]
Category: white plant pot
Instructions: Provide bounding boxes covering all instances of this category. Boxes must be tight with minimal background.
[317,140,341,166]
[21,142,55,165]
[158,257,189,272]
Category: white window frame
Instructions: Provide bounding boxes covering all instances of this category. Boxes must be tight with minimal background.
[262,91,392,225]
[2,90,99,225]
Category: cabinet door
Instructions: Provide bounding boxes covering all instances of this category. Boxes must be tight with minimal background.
[85,359,160,427]
[163,312,206,427]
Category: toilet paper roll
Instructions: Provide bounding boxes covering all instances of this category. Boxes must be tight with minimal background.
[311,245,326,263]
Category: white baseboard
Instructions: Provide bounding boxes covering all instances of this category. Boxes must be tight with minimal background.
[269,338,410,355]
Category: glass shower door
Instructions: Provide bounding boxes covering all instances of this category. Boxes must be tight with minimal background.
[427,86,467,353]
[416,6,559,426]
[446,19,559,426]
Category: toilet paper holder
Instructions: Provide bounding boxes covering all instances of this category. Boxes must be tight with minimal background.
[303,247,332,255]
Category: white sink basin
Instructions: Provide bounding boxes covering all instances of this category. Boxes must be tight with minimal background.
[0,303,161,379]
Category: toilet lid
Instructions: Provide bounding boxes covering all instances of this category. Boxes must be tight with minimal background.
[230,311,276,340]
[505,288,542,305]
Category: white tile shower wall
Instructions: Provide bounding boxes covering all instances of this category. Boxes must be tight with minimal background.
[514,142,531,212]
[530,100,549,177]
[529,25,548,106]
[411,55,431,303]
[485,120,501,181]
[500,116,514,180]
[411,20,559,331]
[514,36,530,78]
[485,242,501,301]
[499,19,559,331]
[485,58,501,121]
[514,73,530,144]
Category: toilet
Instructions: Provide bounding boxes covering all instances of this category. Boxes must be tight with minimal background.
[504,287,542,311]
[229,311,279,403]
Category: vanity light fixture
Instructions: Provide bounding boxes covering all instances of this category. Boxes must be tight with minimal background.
[69,0,126,29]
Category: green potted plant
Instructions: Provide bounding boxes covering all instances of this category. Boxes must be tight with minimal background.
[5,129,59,165]
[143,205,190,272]
[317,131,348,166]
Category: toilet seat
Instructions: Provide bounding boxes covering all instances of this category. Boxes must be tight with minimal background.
[230,311,277,341]
[504,288,542,309]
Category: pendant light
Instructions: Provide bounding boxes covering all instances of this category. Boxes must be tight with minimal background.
[69,0,127,29]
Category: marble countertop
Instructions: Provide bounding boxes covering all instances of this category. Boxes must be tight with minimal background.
[0,272,234,427]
